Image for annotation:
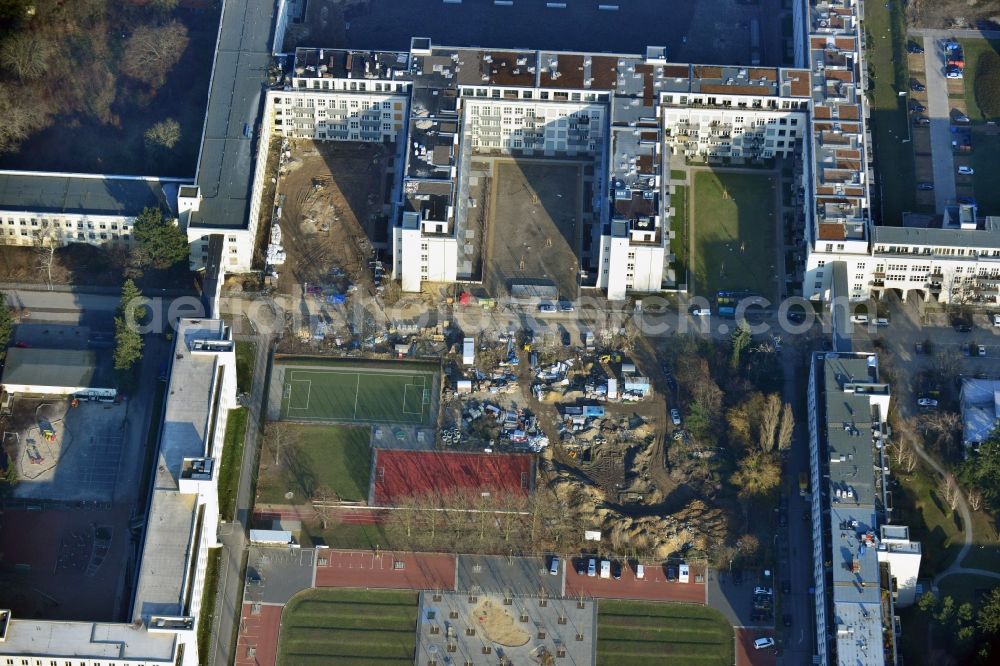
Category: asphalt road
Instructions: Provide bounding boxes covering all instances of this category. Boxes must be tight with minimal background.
[921,37,956,212]
[211,331,272,666]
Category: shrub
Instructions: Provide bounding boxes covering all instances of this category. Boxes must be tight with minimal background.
[975,50,1000,119]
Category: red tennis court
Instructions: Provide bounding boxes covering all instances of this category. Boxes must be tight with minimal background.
[371,449,534,506]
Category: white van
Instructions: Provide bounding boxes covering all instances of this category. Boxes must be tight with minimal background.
[678,563,690,583]
[635,563,645,580]
[600,560,611,579]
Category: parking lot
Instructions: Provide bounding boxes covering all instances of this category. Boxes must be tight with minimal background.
[564,557,706,604]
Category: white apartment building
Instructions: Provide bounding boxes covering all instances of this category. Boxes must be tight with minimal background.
[277,41,812,299]
[807,352,918,666]
[0,172,183,249]
[0,318,237,666]
[801,0,875,301]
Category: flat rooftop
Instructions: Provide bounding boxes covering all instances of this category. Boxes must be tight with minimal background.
[132,319,230,621]
[0,619,176,661]
[0,173,172,217]
[192,0,277,229]
[1,347,113,390]
[818,353,888,666]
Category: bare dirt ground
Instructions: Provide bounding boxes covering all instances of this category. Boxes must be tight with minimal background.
[275,140,397,295]
[482,159,586,300]
[907,0,1000,29]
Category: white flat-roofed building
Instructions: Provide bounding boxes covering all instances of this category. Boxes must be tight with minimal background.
[0,172,183,249]
[807,352,919,665]
[0,615,178,666]
[0,319,236,666]
[877,525,922,608]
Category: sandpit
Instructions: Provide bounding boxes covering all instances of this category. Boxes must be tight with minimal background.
[473,599,530,647]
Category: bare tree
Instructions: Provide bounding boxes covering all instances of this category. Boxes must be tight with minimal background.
[941,474,962,512]
[311,485,340,529]
[144,118,181,150]
[1,32,52,81]
[32,226,59,288]
[968,487,984,512]
[777,403,794,453]
[264,422,289,467]
[0,83,46,153]
[758,393,782,452]
[121,21,189,87]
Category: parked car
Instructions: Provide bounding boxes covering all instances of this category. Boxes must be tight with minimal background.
[558,301,575,312]
[538,303,556,313]
[575,558,586,575]
[993,313,1000,327]
[587,558,597,577]
[611,560,622,580]
[959,197,977,206]
[910,102,926,112]
[549,556,561,576]
[666,565,677,582]
[917,397,939,408]
[910,79,926,91]
[907,42,924,54]
[914,342,926,354]
[912,115,930,126]
[979,344,988,357]
[754,637,776,650]
[958,165,975,175]
[875,317,889,327]
[679,563,690,583]
[635,563,645,579]
[953,111,971,123]
[918,182,935,191]
[850,314,869,324]
[670,408,682,426]
[689,306,711,316]
[600,560,611,579]
[946,65,964,79]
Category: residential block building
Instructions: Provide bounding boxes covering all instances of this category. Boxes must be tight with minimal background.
[807,352,920,666]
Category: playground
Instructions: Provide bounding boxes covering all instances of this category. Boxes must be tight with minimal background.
[3,398,126,502]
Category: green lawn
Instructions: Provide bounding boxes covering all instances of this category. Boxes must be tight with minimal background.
[278,588,418,665]
[196,548,223,665]
[235,340,256,393]
[961,38,1000,212]
[863,0,920,223]
[218,408,249,520]
[597,600,733,666]
[890,462,999,576]
[279,363,436,425]
[257,424,372,504]
[691,171,777,299]
[670,185,689,287]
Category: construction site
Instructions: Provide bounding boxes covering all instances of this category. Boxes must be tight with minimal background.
[265,139,400,299]
[441,322,731,562]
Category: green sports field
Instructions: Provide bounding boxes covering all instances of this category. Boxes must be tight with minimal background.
[596,600,734,666]
[278,588,419,665]
[277,362,437,425]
